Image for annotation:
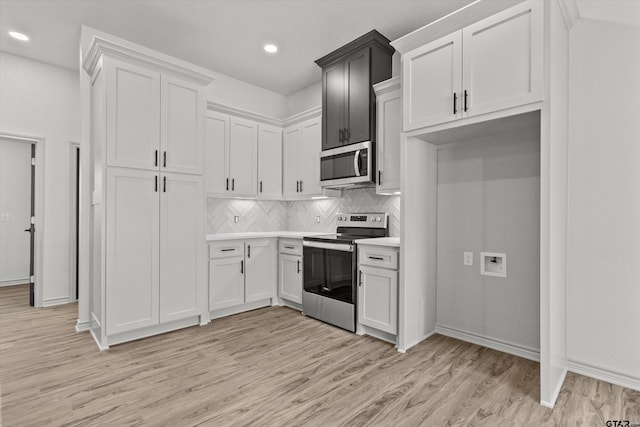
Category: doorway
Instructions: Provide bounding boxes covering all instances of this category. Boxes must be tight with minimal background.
[0,137,36,305]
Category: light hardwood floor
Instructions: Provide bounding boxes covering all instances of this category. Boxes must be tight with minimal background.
[0,284,638,426]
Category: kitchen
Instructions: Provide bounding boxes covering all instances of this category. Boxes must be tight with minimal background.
[0,0,639,425]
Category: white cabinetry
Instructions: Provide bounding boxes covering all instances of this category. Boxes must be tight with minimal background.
[357,245,399,339]
[373,77,401,194]
[283,116,323,198]
[402,0,542,131]
[84,34,211,349]
[278,239,303,304]
[257,124,282,199]
[209,239,276,314]
[205,111,258,197]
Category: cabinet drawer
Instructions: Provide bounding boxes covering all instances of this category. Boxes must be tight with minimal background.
[279,238,303,256]
[209,241,244,259]
[358,245,398,270]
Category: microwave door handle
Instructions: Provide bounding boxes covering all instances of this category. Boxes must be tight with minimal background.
[353,150,361,177]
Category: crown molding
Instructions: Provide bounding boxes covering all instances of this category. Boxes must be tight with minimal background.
[557,0,580,30]
[207,101,283,127]
[282,106,322,127]
[82,33,215,85]
[315,30,394,67]
[391,0,523,54]
[373,76,400,96]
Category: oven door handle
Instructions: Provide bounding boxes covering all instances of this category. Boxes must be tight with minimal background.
[303,241,354,252]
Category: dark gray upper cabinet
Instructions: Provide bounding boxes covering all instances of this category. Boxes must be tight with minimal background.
[316,30,394,151]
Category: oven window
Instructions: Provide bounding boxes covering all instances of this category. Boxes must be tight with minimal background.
[303,247,354,304]
[321,150,368,181]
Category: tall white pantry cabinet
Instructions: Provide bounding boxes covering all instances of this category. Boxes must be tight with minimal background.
[82,32,214,349]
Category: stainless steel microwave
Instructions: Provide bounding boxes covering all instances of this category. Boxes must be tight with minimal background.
[320,141,373,188]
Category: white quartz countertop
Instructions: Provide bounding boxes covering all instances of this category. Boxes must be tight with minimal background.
[206,231,328,241]
[353,237,401,248]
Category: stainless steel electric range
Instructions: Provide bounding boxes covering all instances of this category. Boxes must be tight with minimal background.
[302,212,389,332]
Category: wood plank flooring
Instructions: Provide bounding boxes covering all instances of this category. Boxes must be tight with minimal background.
[1,284,638,426]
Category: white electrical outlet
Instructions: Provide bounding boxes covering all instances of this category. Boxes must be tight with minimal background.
[234,215,239,223]
[316,216,320,223]
[464,252,473,266]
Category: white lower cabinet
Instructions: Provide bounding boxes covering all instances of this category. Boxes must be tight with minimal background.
[357,245,399,339]
[209,238,276,313]
[278,238,303,304]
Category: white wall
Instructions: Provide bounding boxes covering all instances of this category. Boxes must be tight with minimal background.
[0,52,80,305]
[436,134,540,354]
[208,73,288,119]
[286,81,321,116]
[567,20,640,383]
[0,138,32,285]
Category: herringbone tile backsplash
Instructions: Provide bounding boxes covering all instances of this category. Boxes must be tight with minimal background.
[207,187,400,237]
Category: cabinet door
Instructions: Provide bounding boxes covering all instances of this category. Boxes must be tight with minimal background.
[279,253,302,304]
[462,0,542,118]
[159,173,203,323]
[205,111,230,194]
[161,76,204,175]
[345,48,371,145]
[403,32,462,131]
[376,88,401,193]
[209,255,245,311]
[282,126,300,197]
[257,124,282,199]
[105,58,161,170]
[105,168,159,334]
[245,239,275,303]
[228,117,258,197]
[358,265,397,334]
[322,60,346,150]
[299,117,322,196]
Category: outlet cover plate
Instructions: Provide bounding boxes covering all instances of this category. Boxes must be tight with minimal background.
[464,252,473,266]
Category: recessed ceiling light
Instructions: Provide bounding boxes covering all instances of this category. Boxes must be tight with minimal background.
[264,44,278,54]
[9,31,29,42]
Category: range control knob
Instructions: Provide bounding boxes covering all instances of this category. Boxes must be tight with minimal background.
[376,217,382,222]
[370,217,376,222]
[338,216,344,221]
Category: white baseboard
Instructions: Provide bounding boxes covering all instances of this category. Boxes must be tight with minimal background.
[42,296,69,307]
[569,359,640,392]
[397,330,437,353]
[540,368,568,408]
[75,319,90,332]
[0,279,29,287]
[435,324,540,362]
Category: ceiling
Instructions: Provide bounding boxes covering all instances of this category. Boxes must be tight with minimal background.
[0,0,477,96]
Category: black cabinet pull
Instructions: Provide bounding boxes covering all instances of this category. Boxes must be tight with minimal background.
[378,170,382,185]
[359,270,363,287]
[259,181,263,193]
[453,92,458,114]
[247,245,251,258]
[299,180,303,192]
[284,245,295,250]
[241,260,244,274]
[232,178,235,191]
[296,180,300,192]
[369,256,384,261]
[154,150,158,167]
[163,151,167,168]
[344,128,350,141]
[297,260,300,273]
[154,175,158,192]
[339,129,344,143]
[226,178,229,191]
[163,176,166,193]
[464,90,468,112]
[221,248,235,252]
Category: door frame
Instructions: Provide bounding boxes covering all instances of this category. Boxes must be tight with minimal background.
[69,142,81,302]
[0,133,45,307]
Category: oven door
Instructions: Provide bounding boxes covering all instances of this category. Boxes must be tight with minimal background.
[302,240,356,304]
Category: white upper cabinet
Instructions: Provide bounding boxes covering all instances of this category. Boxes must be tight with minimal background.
[404,32,462,130]
[257,124,283,199]
[228,117,258,197]
[374,77,402,194]
[462,1,543,118]
[282,116,323,198]
[402,0,542,131]
[105,58,205,173]
[161,76,204,175]
[106,58,161,171]
[205,112,258,197]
